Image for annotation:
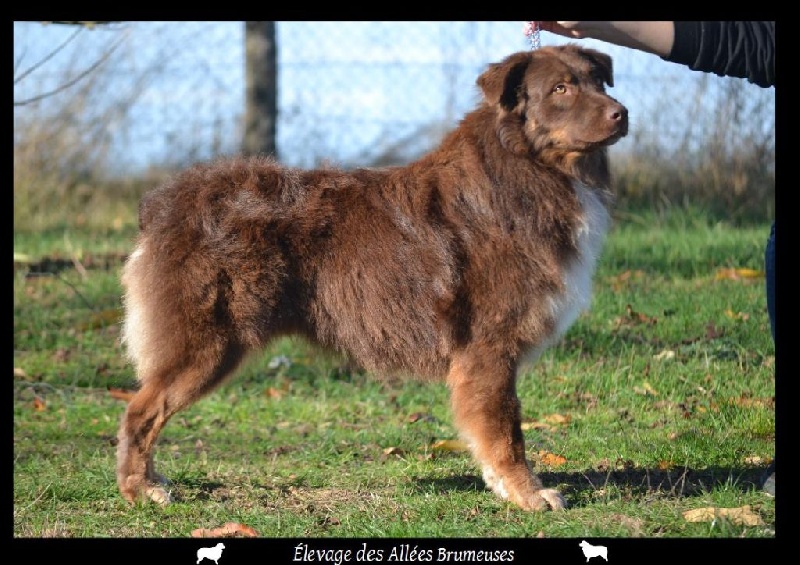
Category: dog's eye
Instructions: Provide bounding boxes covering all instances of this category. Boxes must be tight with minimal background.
[552,84,567,94]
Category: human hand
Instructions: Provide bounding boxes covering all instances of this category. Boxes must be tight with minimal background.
[532,21,674,57]
[535,21,592,39]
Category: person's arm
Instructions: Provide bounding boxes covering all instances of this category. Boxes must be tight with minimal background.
[537,22,675,57]
[669,22,774,88]
[538,21,775,88]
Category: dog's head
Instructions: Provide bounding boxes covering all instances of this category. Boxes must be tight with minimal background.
[477,45,628,156]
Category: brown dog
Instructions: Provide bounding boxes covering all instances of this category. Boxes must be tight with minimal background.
[117,45,628,512]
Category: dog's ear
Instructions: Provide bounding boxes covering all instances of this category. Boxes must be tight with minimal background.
[578,48,614,87]
[477,52,531,111]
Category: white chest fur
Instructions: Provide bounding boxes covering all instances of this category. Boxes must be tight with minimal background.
[524,181,611,363]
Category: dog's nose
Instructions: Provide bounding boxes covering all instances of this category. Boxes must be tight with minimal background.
[607,104,628,123]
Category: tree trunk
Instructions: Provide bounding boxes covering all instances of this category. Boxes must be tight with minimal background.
[242,21,277,158]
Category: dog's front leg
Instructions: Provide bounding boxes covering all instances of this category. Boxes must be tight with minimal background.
[447,347,566,511]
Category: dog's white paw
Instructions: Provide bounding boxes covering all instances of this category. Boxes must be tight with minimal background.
[145,485,172,505]
[524,488,567,511]
[537,488,567,510]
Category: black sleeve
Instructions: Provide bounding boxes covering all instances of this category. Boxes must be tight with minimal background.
[665,21,775,88]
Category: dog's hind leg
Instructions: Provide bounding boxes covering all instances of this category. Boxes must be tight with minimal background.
[447,346,566,511]
[117,237,256,504]
[116,341,244,505]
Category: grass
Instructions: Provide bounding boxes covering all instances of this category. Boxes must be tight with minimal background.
[13,210,775,538]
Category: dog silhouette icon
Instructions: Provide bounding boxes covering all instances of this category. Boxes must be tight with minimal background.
[197,542,225,564]
[579,540,607,561]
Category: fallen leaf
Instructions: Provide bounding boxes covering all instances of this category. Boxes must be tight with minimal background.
[536,450,567,467]
[626,304,657,324]
[682,507,716,522]
[318,516,341,526]
[682,505,764,526]
[383,446,405,456]
[714,268,764,281]
[724,309,750,321]
[657,460,674,470]
[191,522,259,538]
[431,439,469,452]
[544,413,571,425]
[266,387,284,399]
[408,412,436,423]
[14,367,28,379]
[653,349,675,361]
[731,395,774,409]
[607,270,644,291]
[108,388,136,402]
[521,420,552,431]
[634,381,659,396]
[33,396,46,411]
[76,308,123,331]
[612,304,657,328]
[522,413,571,431]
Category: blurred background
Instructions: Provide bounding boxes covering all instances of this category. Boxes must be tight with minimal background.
[13,21,775,231]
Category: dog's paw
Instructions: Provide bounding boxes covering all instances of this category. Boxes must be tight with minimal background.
[145,485,172,506]
[526,488,567,511]
[538,488,567,510]
[120,472,172,505]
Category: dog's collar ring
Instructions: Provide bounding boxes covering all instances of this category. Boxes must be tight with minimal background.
[524,21,541,50]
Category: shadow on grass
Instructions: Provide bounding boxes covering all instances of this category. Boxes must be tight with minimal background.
[167,478,226,502]
[15,251,129,277]
[414,465,770,505]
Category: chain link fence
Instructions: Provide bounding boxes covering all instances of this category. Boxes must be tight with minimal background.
[14,21,775,207]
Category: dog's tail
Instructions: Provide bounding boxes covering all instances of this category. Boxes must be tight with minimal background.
[120,240,155,380]
[120,235,190,383]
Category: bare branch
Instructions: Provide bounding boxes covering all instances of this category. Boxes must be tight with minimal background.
[14,44,28,76]
[14,29,128,107]
[14,26,83,85]
[40,21,119,28]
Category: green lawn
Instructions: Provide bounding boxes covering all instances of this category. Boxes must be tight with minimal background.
[13,213,775,537]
